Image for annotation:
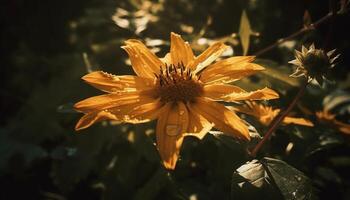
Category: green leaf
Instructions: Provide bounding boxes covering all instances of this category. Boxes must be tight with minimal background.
[231,157,316,200]
[239,10,253,56]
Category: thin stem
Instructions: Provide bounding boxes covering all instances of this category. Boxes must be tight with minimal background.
[255,12,333,57]
[250,80,308,157]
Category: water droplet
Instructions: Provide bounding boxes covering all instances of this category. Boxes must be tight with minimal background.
[166,124,180,136]
[112,77,120,81]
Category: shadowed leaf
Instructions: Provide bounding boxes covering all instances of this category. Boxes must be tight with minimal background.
[232,157,316,200]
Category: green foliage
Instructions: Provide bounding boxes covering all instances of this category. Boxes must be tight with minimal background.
[231,157,316,199]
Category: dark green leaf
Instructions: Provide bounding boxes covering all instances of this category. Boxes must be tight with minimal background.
[232,157,316,200]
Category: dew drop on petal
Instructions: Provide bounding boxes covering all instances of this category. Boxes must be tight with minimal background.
[166,124,180,136]
[112,76,120,81]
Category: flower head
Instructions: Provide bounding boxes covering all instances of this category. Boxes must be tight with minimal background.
[74,33,279,169]
[233,101,314,127]
[289,44,339,85]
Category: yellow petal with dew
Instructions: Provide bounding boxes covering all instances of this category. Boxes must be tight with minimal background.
[283,117,314,127]
[156,102,189,169]
[191,97,250,140]
[74,90,155,113]
[75,111,118,131]
[184,103,214,139]
[82,71,155,93]
[201,62,265,84]
[122,39,164,78]
[189,42,228,73]
[203,84,246,101]
[223,87,279,101]
[170,32,194,66]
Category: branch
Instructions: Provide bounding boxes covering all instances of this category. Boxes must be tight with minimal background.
[255,12,333,57]
[250,80,308,157]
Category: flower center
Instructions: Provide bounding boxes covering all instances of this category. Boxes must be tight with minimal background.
[154,63,203,103]
[303,50,330,76]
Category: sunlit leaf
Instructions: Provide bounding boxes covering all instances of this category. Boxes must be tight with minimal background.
[239,10,253,56]
[232,157,316,200]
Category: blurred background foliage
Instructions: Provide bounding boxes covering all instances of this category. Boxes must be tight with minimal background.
[1,0,350,199]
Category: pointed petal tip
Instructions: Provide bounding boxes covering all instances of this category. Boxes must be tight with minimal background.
[242,133,251,141]
[81,71,101,81]
[253,64,265,71]
[74,125,85,131]
[162,161,176,170]
[263,87,280,99]
[74,119,90,131]
[124,39,141,45]
[170,32,180,37]
[73,101,85,111]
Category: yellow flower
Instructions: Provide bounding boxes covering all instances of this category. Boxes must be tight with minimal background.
[233,101,314,127]
[316,110,350,135]
[74,33,279,169]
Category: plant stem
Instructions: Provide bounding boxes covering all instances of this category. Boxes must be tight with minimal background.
[255,12,333,57]
[250,80,308,157]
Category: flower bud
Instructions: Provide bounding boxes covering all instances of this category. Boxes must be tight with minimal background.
[289,44,339,85]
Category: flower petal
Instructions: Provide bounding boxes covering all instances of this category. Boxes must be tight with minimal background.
[170,32,194,66]
[75,94,161,130]
[160,53,172,64]
[75,111,117,130]
[283,117,314,127]
[122,39,164,78]
[191,97,250,140]
[114,98,164,124]
[204,84,279,102]
[184,104,214,139]
[156,102,189,169]
[189,42,228,72]
[204,85,279,102]
[201,56,255,75]
[203,84,246,100]
[74,89,155,113]
[200,59,265,84]
[82,71,155,93]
